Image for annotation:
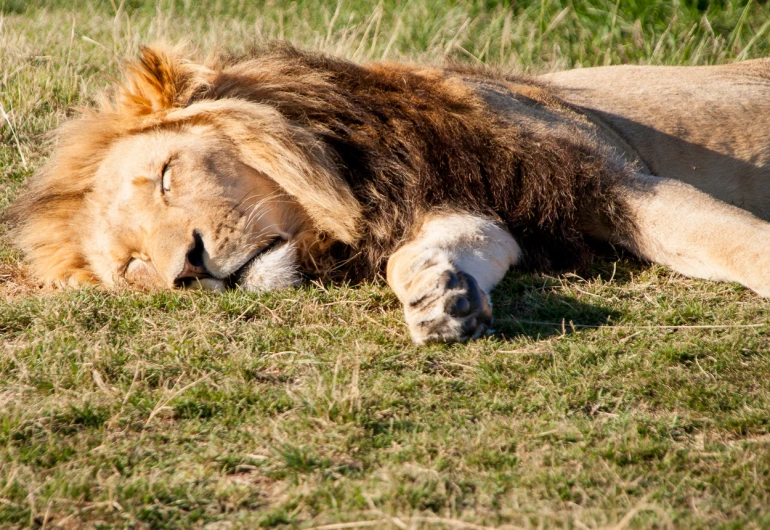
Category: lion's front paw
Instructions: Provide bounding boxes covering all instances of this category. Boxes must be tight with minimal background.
[404,268,492,344]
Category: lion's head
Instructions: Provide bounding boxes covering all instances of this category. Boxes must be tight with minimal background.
[8,44,362,291]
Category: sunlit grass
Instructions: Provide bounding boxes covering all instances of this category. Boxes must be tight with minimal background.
[2,1,770,528]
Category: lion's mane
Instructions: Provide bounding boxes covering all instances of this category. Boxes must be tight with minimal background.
[8,43,632,284]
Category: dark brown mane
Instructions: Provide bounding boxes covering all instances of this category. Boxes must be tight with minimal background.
[7,42,633,286]
[201,43,631,279]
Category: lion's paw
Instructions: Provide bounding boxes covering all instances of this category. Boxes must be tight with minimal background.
[404,268,492,344]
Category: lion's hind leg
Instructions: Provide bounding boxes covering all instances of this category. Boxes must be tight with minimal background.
[621,174,770,296]
[386,212,521,344]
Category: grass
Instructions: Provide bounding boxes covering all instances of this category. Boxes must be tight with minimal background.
[2,0,770,528]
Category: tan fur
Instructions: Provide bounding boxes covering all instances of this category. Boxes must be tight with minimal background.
[9,44,770,343]
[541,60,770,219]
[541,62,770,296]
[8,46,359,288]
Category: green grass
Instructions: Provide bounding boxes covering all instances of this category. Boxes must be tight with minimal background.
[3,1,770,528]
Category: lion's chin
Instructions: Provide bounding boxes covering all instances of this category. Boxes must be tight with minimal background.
[181,241,301,293]
[234,240,301,292]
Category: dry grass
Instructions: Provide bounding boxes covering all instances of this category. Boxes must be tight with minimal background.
[3,1,770,528]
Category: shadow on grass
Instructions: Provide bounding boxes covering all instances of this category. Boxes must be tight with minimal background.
[489,255,645,341]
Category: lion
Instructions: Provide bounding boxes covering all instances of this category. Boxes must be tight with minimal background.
[8,43,770,343]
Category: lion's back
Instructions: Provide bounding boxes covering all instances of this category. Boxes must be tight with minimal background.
[541,61,770,219]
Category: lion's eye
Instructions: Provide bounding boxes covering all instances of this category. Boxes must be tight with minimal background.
[161,163,172,194]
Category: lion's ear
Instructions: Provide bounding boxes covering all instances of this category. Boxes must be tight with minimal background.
[114,44,214,115]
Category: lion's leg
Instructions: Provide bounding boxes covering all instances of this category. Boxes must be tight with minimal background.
[622,174,770,296]
[386,212,521,344]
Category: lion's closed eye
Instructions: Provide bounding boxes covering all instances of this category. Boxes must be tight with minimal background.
[161,162,172,194]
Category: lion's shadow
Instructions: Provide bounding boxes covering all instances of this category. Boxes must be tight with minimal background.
[489,254,646,341]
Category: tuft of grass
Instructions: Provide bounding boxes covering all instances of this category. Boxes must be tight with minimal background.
[3,0,770,528]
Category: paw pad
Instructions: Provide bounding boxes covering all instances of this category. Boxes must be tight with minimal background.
[405,268,492,343]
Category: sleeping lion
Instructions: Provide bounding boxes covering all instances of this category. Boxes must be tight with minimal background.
[8,43,770,343]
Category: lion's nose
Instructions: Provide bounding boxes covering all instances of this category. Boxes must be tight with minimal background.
[174,231,211,285]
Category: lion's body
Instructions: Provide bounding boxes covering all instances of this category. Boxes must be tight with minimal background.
[210,52,635,275]
[9,45,770,342]
[543,60,770,218]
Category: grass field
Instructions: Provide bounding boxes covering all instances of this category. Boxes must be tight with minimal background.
[3,1,770,528]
